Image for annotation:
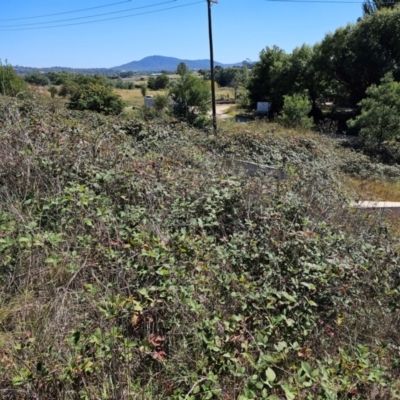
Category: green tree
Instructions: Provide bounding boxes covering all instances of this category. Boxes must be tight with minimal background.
[197,69,210,80]
[349,73,400,150]
[214,67,240,87]
[248,45,330,116]
[169,73,210,123]
[176,62,189,77]
[279,93,313,130]
[288,44,330,120]
[147,77,156,90]
[0,61,28,97]
[247,46,292,113]
[154,74,170,90]
[68,82,124,115]
[319,6,400,105]
[228,65,251,99]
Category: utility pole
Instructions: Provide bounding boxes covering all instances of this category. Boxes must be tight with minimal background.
[207,0,218,134]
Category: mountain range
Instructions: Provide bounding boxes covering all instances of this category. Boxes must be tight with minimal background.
[111,55,244,71]
[13,55,246,75]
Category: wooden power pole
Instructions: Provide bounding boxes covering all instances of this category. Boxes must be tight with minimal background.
[207,0,218,134]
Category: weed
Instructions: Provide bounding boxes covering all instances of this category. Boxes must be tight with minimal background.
[0,96,399,399]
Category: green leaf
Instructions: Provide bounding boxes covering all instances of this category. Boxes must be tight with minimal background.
[301,361,312,376]
[157,268,169,275]
[265,367,276,382]
[12,376,25,386]
[281,384,296,400]
[84,218,93,227]
[300,282,316,290]
[281,291,296,302]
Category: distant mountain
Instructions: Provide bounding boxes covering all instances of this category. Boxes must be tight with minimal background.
[111,55,243,72]
[13,56,249,76]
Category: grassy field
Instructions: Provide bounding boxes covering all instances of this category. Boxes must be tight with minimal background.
[114,86,236,108]
[114,88,165,107]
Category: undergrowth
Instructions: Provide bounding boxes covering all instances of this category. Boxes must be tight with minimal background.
[0,97,400,399]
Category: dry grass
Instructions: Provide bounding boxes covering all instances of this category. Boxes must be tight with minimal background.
[114,86,235,109]
[347,178,400,236]
[121,74,186,83]
[29,85,51,98]
[114,88,165,107]
[218,117,317,140]
[350,178,400,201]
[215,86,235,99]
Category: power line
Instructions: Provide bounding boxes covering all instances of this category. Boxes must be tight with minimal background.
[265,0,364,3]
[0,1,204,32]
[0,1,177,28]
[0,0,133,22]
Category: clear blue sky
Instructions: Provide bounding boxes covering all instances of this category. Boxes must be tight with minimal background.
[0,0,362,68]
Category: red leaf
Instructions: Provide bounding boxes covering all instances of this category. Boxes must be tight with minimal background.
[152,350,166,361]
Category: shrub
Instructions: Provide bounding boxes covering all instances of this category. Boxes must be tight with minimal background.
[153,93,170,116]
[68,82,124,115]
[193,114,212,130]
[48,86,58,98]
[236,90,251,109]
[0,61,28,97]
[279,93,313,129]
[58,80,79,97]
[169,73,210,123]
[140,83,147,98]
[24,72,50,86]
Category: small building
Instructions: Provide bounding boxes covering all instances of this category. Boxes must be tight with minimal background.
[144,96,154,108]
[257,102,271,114]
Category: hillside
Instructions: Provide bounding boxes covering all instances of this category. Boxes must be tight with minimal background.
[0,97,400,399]
[13,56,244,75]
[111,55,243,72]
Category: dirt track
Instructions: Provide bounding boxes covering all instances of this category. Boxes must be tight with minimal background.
[208,104,232,119]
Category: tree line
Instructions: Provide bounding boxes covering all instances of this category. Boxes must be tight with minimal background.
[247,4,400,118]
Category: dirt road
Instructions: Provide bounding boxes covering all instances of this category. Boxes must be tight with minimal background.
[208,104,233,119]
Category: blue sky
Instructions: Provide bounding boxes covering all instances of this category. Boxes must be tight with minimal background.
[0,0,362,68]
